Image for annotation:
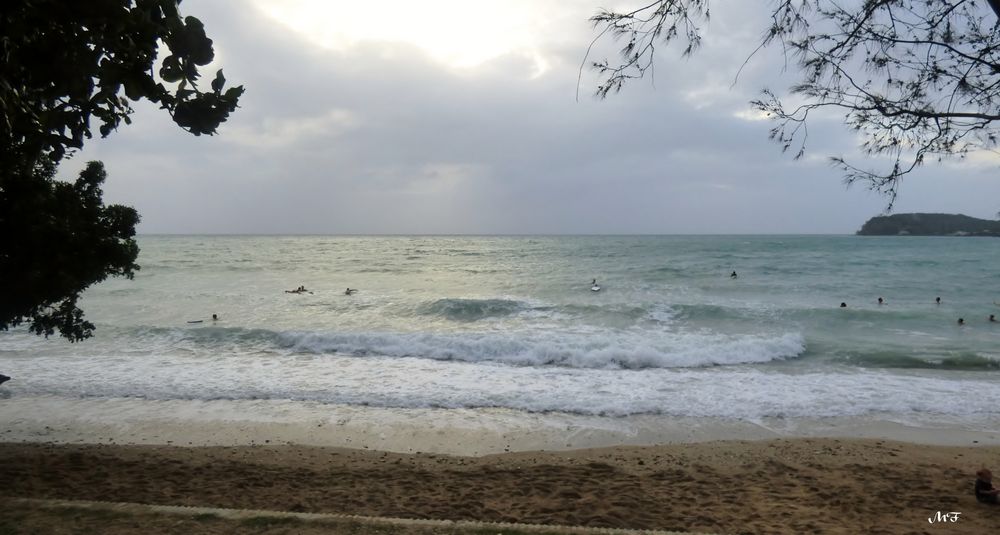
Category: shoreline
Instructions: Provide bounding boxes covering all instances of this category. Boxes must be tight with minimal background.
[1,395,999,454]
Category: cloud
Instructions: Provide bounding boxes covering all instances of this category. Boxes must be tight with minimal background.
[53,0,1000,234]
[224,109,359,150]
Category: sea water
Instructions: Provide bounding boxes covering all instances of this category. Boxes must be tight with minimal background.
[1,235,999,431]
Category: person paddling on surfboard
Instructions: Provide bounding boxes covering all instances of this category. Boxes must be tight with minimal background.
[188,313,218,324]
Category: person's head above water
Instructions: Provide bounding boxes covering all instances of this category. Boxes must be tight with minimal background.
[840,302,847,308]
[958,318,965,325]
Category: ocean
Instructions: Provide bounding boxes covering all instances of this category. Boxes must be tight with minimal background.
[2,235,999,438]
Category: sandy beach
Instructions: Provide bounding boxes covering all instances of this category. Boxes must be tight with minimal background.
[2,439,997,534]
[2,399,999,534]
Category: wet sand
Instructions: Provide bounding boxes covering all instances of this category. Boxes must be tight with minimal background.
[2,438,998,534]
[3,396,999,454]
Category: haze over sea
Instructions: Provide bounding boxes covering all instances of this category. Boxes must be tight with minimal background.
[2,235,1000,445]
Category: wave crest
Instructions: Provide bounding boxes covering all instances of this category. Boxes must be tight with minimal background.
[418,298,527,322]
[278,330,805,369]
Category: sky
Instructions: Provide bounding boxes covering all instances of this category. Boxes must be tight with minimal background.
[57,0,1000,234]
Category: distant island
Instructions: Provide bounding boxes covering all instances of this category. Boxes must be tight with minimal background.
[857,213,1000,236]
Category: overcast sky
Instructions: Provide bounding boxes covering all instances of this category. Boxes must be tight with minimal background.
[57,0,1000,234]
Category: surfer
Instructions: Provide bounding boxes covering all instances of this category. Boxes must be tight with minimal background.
[0,374,10,386]
[212,314,219,321]
[730,271,738,279]
[936,297,941,305]
[877,297,884,305]
[591,279,597,286]
[958,318,965,325]
[990,314,996,323]
[840,302,847,308]
[345,288,357,295]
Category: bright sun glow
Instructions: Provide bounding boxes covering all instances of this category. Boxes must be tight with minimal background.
[251,0,551,72]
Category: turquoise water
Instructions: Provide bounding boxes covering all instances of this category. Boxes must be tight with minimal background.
[1,235,999,423]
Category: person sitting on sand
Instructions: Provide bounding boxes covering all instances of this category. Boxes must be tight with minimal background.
[976,469,999,504]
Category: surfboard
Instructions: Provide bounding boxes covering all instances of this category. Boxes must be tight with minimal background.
[591,285,601,292]
[186,320,204,324]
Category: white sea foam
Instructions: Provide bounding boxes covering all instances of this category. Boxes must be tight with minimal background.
[646,303,678,324]
[275,329,805,369]
[3,351,999,422]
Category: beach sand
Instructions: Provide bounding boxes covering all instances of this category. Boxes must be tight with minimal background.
[2,437,998,534]
[1,397,999,533]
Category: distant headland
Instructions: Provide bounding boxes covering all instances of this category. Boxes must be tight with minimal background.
[857,213,1000,236]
